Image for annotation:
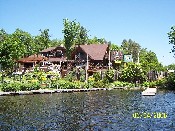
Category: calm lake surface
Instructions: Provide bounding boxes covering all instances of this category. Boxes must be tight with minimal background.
[0,89,175,131]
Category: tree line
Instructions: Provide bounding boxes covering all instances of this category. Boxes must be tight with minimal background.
[0,18,174,73]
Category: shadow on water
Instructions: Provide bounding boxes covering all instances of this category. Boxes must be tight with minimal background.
[0,89,175,130]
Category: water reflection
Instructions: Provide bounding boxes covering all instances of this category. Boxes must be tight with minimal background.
[0,90,175,130]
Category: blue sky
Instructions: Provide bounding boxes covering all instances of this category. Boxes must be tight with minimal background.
[0,0,175,66]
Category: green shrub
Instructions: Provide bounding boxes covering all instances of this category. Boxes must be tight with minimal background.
[52,79,78,89]
[165,73,175,89]
[30,82,40,90]
[1,81,21,92]
[113,81,123,87]
[150,81,157,87]
[83,82,90,89]
[93,80,106,88]
[113,81,135,87]
[64,71,74,82]
[80,68,85,82]
[93,72,101,82]
[141,80,163,88]
[0,84,3,91]
[102,77,109,85]
[55,80,67,89]
[120,62,147,84]
[104,70,115,83]
[80,74,85,82]
[141,81,150,87]
[155,79,166,87]
[20,82,33,91]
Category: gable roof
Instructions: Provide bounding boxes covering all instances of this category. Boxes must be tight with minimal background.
[40,46,66,53]
[47,57,67,62]
[40,47,57,53]
[18,54,47,63]
[79,44,109,60]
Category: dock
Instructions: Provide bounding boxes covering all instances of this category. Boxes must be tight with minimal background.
[142,88,157,96]
[0,88,107,96]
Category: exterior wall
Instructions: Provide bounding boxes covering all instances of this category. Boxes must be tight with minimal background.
[72,46,109,67]
[41,46,66,58]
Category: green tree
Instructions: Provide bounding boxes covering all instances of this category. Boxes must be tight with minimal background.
[110,43,121,51]
[0,29,14,71]
[88,36,106,44]
[50,39,64,47]
[11,29,35,58]
[63,19,80,59]
[168,26,175,56]
[0,29,36,72]
[140,49,163,72]
[77,26,88,44]
[62,19,89,58]
[121,39,141,62]
[120,62,147,83]
[165,63,175,70]
[34,29,51,54]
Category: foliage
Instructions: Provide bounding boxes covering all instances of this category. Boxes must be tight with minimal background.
[141,81,150,87]
[165,63,175,70]
[77,26,88,44]
[104,70,115,83]
[120,62,147,83]
[110,43,121,51]
[1,82,20,92]
[64,68,85,82]
[0,84,2,91]
[50,39,64,47]
[88,36,106,44]
[113,81,135,87]
[51,79,82,89]
[34,29,51,54]
[121,39,141,62]
[140,49,164,72]
[93,72,101,82]
[168,26,175,56]
[20,82,33,91]
[86,76,95,88]
[79,68,85,82]
[1,80,41,92]
[62,19,88,59]
[0,29,19,71]
[0,28,52,73]
[93,80,106,88]
[165,73,175,89]
[64,71,75,82]
[155,78,167,87]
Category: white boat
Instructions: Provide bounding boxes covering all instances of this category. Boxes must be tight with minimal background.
[142,88,157,96]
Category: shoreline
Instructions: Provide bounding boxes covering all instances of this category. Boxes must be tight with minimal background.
[0,87,146,96]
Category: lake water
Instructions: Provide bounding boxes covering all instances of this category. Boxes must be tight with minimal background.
[0,89,175,131]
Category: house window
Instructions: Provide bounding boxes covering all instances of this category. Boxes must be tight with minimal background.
[56,51,63,57]
[75,52,86,60]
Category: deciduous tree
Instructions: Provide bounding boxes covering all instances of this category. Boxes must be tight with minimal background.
[168,26,175,56]
[121,39,141,62]
[62,19,88,59]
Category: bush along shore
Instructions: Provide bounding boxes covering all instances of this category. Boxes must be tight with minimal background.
[0,69,174,96]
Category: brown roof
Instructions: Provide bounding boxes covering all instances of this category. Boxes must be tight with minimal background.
[18,54,48,63]
[47,57,67,62]
[40,46,66,53]
[79,44,109,60]
[40,47,57,53]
